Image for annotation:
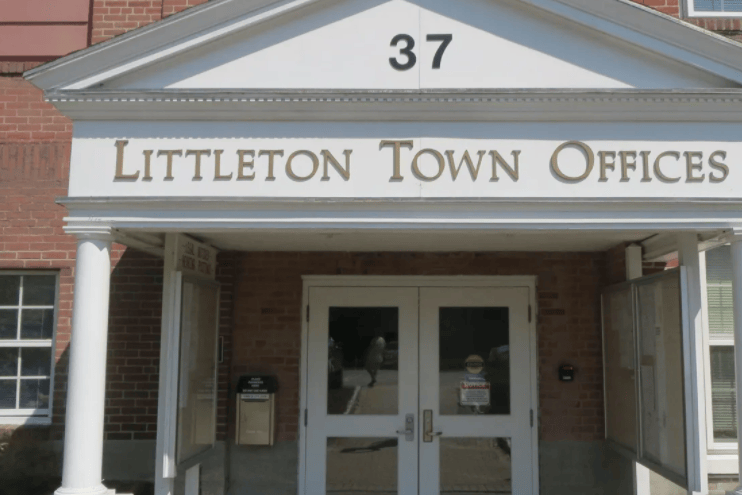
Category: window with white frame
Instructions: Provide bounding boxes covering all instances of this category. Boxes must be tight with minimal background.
[689,0,742,16]
[0,273,58,420]
[705,246,737,447]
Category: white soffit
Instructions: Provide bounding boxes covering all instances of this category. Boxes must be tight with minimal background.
[24,0,742,92]
[193,229,653,252]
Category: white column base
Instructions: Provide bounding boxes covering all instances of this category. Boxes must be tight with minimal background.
[54,485,132,495]
[54,485,110,495]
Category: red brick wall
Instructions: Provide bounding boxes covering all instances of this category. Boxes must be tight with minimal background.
[0,0,92,61]
[0,78,72,142]
[633,0,681,17]
[91,0,208,45]
[231,252,611,443]
[102,250,163,441]
[101,251,233,442]
[0,95,168,441]
[0,70,238,442]
[0,108,75,441]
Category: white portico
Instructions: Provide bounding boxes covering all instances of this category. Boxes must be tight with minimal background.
[22,0,742,494]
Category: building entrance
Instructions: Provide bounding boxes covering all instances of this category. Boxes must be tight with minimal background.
[304,283,535,495]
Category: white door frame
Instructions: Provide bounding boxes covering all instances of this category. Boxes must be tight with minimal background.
[298,275,540,495]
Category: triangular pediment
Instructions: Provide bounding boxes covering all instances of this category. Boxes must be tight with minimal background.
[27,0,742,92]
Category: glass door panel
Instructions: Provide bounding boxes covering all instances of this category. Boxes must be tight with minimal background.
[439,307,510,416]
[306,287,418,495]
[327,437,398,494]
[419,287,532,495]
[327,307,399,416]
[440,437,512,493]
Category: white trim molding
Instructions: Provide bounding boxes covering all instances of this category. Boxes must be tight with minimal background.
[43,89,742,122]
[56,198,742,236]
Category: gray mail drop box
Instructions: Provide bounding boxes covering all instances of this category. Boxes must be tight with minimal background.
[235,375,278,446]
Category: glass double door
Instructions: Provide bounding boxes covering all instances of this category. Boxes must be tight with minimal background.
[305,286,534,495]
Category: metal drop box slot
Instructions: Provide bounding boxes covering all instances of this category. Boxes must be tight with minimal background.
[235,375,278,446]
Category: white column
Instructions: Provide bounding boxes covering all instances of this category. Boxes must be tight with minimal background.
[55,229,113,495]
[726,235,742,495]
[677,233,709,495]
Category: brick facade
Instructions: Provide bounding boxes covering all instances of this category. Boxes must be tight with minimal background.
[0,0,731,487]
[231,251,627,443]
[91,0,209,44]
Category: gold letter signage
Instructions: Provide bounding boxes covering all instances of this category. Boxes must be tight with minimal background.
[111,139,730,185]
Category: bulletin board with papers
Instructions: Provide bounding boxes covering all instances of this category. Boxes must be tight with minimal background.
[601,269,694,489]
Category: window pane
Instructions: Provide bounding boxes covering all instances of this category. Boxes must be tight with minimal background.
[0,348,19,377]
[22,275,56,306]
[711,346,738,442]
[327,307,399,416]
[636,274,687,478]
[21,348,51,376]
[0,276,20,305]
[706,246,734,336]
[20,309,54,340]
[19,379,50,409]
[694,0,723,11]
[0,309,18,340]
[439,307,509,416]
[440,438,512,493]
[326,437,397,494]
[176,281,219,464]
[0,380,16,409]
[727,0,742,11]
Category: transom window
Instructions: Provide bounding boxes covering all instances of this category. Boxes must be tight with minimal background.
[0,273,57,420]
[689,0,742,16]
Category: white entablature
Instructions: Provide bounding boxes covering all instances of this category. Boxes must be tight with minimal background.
[21,0,742,233]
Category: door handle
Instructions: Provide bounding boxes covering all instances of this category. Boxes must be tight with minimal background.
[423,409,442,442]
[396,413,414,441]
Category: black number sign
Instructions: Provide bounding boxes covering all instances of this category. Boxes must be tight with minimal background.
[389,34,453,71]
[389,34,417,71]
[426,34,453,69]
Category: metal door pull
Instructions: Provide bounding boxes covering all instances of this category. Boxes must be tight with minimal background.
[423,409,442,442]
[396,413,414,441]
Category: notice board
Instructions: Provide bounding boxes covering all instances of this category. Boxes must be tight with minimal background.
[602,268,696,489]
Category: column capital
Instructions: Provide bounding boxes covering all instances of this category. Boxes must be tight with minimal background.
[64,225,115,242]
[720,229,742,245]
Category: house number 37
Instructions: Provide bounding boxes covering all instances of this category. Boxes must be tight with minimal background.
[389,34,453,71]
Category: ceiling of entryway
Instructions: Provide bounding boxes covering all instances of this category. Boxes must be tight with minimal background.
[195,229,654,252]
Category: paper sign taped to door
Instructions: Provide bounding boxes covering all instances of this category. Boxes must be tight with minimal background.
[460,380,491,406]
